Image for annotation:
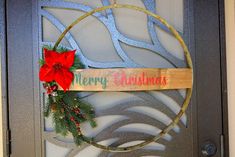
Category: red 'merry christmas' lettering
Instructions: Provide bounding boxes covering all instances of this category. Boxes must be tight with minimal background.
[113,72,167,87]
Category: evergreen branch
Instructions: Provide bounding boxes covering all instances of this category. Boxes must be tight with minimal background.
[41,45,95,146]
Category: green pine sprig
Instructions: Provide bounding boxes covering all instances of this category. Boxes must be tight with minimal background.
[41,45,97,146]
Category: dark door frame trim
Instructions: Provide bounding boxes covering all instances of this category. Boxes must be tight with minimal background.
[193,0,229,156]
[5,0,37,156]
[219,0,229,156]
[1,0,229,156]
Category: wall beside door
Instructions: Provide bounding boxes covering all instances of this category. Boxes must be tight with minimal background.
[0,0,4,156]
[225,0,235,157]
[0,44,3,157]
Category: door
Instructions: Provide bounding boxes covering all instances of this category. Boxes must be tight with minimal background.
[4,0,228,157]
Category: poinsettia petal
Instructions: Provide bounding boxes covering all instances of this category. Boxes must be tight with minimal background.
[44,49,61,66]
[54,68,74,92]
[60,50,76,68]
[39,64,55,82]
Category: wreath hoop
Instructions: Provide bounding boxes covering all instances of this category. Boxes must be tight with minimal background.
[48,3,193,152]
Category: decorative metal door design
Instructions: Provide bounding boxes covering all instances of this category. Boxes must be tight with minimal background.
[40,0,193,156]
[5,0,228,157]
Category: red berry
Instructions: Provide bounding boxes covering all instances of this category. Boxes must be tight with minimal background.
[46,88,50,93]
[75,122,80,127]
[47,88,53,94]
[74,108,80,114]
[70,117,75,122]
[51,85,58,91]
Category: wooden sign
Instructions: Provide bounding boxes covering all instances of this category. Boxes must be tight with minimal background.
[63,68,192,91]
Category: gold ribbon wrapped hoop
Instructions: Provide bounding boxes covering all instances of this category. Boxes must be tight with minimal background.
[53,3,193,152]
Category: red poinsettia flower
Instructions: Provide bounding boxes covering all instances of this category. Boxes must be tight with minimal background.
[39,49,76,92]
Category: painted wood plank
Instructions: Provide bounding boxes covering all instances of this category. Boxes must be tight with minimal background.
[61,68,193,91]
